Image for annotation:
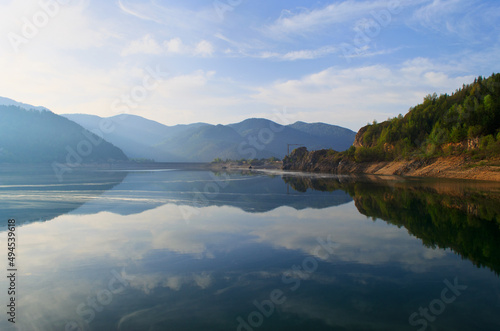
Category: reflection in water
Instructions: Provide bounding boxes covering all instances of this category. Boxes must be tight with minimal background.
[71,170,353,216]
[0,167,499,330]
[0,165,127,227]
[284,175,500,275]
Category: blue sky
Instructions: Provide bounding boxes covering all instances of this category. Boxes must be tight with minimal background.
[0,0,499,131]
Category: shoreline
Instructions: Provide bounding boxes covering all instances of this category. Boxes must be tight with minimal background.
[5,158,499,182]
[283,149,500,182]
[209,160,283,172]
[341,157,500,182]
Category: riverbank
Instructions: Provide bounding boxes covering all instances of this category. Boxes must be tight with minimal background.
[282,148,500,182]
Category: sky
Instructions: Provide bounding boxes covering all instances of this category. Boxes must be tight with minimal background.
[0,0,499,131]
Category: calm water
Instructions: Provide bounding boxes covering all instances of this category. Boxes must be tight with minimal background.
[1,166,499,331]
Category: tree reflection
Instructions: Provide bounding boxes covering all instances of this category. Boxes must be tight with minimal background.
[283,175,500,275]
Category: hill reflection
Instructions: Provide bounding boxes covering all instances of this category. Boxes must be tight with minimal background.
[283,175,500,275]
[0,165,127,227]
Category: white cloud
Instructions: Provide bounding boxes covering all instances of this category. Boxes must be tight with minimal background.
[251,60,475,130]
[121,34,163,56]
[194,40,215,57]
[140,70,249,125]
[120,36,214,57]
[164,37,184,53]
[0,0,497,132]
[0,0,104,53]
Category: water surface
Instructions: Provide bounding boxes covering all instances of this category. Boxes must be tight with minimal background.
[1,166,499,330]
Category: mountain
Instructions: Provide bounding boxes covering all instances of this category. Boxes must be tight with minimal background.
[229,118,356,154]
[64,114,356,162]
[289,121,356,151]
[62,113,174,160]
[156,124,245,161]
[63,113,209,161]
[0,96,50,112]
[0,101,128,164]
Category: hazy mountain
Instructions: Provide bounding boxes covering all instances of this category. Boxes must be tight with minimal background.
[0,96,50,112]
[63,113,208,161]
[64,114,356,162]
[288,121,357,151]
[158,124,248,162]
[229,118,357,157]
[0,104,128,164]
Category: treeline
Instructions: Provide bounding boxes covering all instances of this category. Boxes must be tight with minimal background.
[353,73,500,162]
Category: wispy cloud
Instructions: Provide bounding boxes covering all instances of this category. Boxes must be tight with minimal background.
[117,0,216,30]
[258,46,338,61]
[0,0,498,131]
[410,0,500,40]
[412,0,470,34]
[121,35,215,57]
[214,32,337,61]
[117,0,162,23]
[344,46,403,60]
[263,0,406,38]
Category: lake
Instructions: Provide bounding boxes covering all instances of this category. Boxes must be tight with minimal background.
[1,165,499,331]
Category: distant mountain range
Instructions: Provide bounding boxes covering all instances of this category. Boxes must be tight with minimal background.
[0,97,127,164]
[63,114,356,162]
[0,96,356,164]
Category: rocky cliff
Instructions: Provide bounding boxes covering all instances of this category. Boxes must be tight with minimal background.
[353,125,368,148]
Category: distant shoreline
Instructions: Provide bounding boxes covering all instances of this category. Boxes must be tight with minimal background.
[4,158,499,182]
[209,160,283,171]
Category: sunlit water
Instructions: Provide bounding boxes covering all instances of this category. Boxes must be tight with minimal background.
[1,166,499,331]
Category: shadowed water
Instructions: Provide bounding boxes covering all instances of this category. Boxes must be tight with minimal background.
[0,166,499,331]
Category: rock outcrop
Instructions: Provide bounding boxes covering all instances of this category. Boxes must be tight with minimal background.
[353,125,368,148]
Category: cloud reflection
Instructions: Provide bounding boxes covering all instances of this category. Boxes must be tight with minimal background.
[2,182,497,330]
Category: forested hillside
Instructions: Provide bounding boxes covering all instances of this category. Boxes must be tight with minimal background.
[283,74,500,180]
[353,73,500,162]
